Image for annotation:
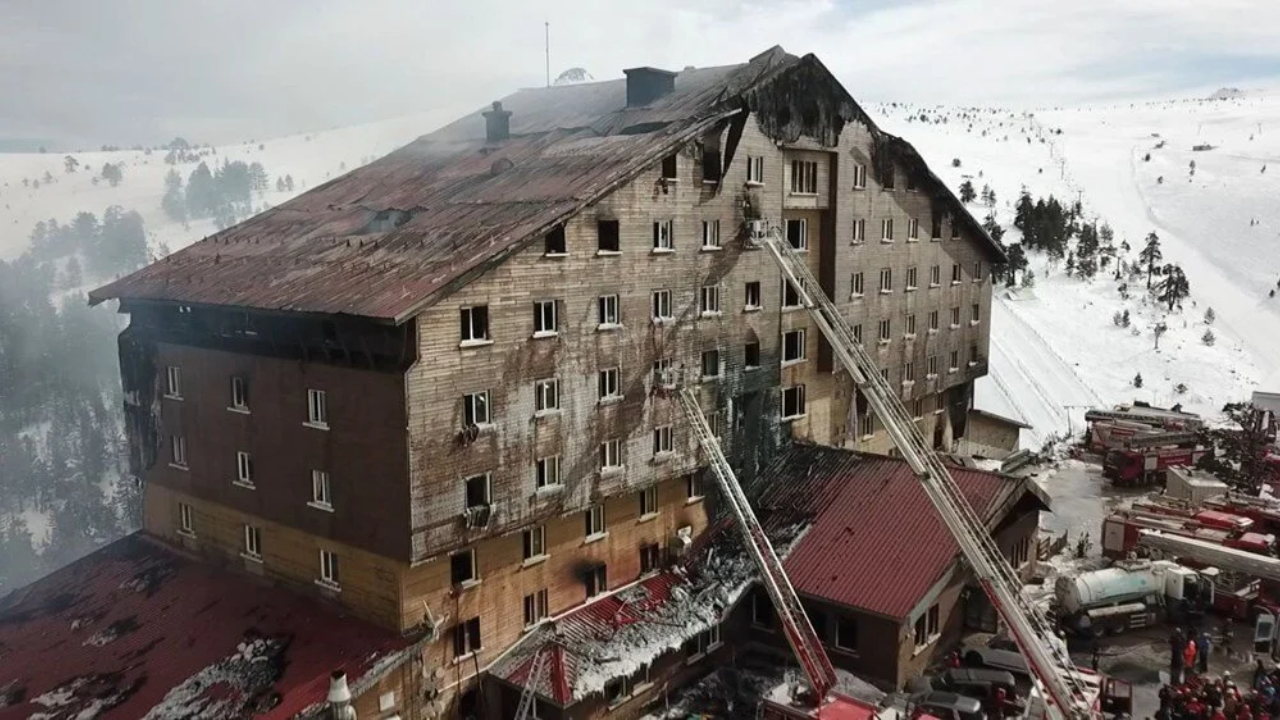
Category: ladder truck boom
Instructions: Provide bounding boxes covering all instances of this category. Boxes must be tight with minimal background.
[677,388,838,699]
[1138,529,1280,583]
[753,227,1094,720]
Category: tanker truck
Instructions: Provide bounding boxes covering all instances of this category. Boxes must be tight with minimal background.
[1054,559,1214,636]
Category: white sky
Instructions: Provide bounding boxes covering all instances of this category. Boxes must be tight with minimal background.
[4,0,1280,147]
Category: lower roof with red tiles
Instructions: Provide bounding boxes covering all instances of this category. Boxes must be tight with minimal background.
[0,532,415,720]
[753,443,1038,621]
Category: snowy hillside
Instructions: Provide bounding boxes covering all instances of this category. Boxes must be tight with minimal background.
[0,107,465,262]
[874,92,1280,446]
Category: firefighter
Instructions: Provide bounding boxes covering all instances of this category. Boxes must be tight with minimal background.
[1197,631,1212,675]
[1172,628,1187,684]
[1184,639,1199,678]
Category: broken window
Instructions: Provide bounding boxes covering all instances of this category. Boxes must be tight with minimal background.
[319,549,340,587]
[178,502,194,535]
[701,220,721,249]
[535,456,560,489]
[661,154,678,180]
[450,548,477,586]
[913,604,940,647]
[652,426,673,456]
[880,165,895,189]
[522,526,546,561]
[790,160,818,194]
[312,470,332,508]
[686,471,703,500]
[744,281,761,310]
[170,435,188,468]
[235,451,253,486]
[601,439,622,470]
[783,330,806,364]
[908,218,920,240]
[459,305,490,343]
[651,290,673,321]
[533,300,558,336]
[464,474,490,509]
[781,385,806,419]
[165,365,182,398]
[307,389,328,427]
[463,390,490,426]
[639,485,659,515]
[597,220,620,253]
[744,341,760,369]
[524,590,549,627]
[652,358,673,389]
[851,218,865,244]
[701,139,721,183]
[640,543,662,574]
[544,226,566,255]
[652,220,674,250]
[230,375,249,411]
[534,378,559,412]
[598,294,620,326]
[585,563,608,597]
[851,164,867,189]
[785,218,808,250]
[746,155,764,184]
[751,589,774,627]
[851,272,864,297]
[598,368,621,402]
[837,617,859,650]
[699,285,721,315]
[701,349,720,378]
[605,679,629,707]
[454,617,482,658]
[243,525,261,559]
[781,280,801,309]
[584,504,606,537]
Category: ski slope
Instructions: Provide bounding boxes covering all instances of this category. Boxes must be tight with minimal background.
[877,91,1277,444]
[0,106,467,262]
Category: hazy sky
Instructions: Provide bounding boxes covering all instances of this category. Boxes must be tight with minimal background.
[5,0,1280,148]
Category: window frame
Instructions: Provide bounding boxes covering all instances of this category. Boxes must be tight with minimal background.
[851,272,864,298]
[790,159,818,194]
[235,450,254,487]
[744,281,762,311]
[243,524,262,560]
[454,617,482,659]
[165,365,182,399]
[851,217,866,244]
[230,375,249,411]
[533,299,558,337]
[781,385,806,420]
[306,388,328,428]
[651,290,673,322]
[880,218,894,243]
[746,155,764,184]
[311,469,333,510]
[585,504,607,538]
[463,390,491,427]
[701,219,721,250]
[522,525,548,562]
[699,285,722,316]
[450,548,479,586]
[878,319,891,343]
[744,341,761,370]
[639,485,659,517]
[652,426,674,456]
[319,548,340,588]
[459,305,490,345]
[700,349,721,379]
[907,217,920,241]
[178,502,194,535]
[464,473,491,509]
[598,367,621,403]
[535,455,561,490]
[851,163,867,190]
[597,220,621,253]
[782,329,807,364]
[652,219,674,252]
[534,378,560,413]
[879,267,893,294]
[524,589,550,628]
[600,438,623,472]
[170,435,188,469]
[597,294,620,328]
[785,218,809,251]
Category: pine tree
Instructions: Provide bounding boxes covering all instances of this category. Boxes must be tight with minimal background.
[959,180,976,203]
[1014,193,1034,232]
[1157,264,1191,310]
[1202,404,1274,495]
[1139,231,1163,288]
[1021,268,1036,288]
[1121,310,1131,327]
[1204,307,1216,325]
[1133,372,1143,388]
[1202,329,1216,346]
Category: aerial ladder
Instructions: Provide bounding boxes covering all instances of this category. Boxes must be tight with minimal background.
[1138,529,1280,583]
[745,225,1097,720]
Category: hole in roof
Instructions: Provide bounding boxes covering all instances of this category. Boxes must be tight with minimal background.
[362,209,414,234]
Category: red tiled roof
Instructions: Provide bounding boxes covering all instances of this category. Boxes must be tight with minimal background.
[757,444,1019,621]
[0,533,413,720]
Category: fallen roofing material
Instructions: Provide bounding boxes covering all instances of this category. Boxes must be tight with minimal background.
[490,517,812,706]
[753,443,1029,620]
[0,533,413,720]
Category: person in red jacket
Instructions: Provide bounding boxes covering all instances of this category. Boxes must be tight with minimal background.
[1184,640,1198,678]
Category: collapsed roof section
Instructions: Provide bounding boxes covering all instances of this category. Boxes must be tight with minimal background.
[0,533,414,720]
[89,47,1002,323]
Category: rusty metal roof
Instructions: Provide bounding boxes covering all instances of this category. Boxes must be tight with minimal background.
[88,50,799,322]
[755,444,1017,620]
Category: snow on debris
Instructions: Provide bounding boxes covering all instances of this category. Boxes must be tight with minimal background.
[140,637,287,720]
[567,521,812,701]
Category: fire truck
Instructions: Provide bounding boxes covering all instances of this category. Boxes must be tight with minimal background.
[1102,446,1206,486]
[1101,510,1275,560]
[1085,404,1203,433]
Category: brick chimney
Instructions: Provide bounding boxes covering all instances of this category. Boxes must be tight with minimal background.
[623,67,677,108]
[482,101,512,142]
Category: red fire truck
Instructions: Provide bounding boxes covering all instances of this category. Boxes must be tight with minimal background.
[1102,511,1275,560]
[1103,446,1206,486]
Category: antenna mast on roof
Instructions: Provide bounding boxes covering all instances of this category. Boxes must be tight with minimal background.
[545,21,551,87]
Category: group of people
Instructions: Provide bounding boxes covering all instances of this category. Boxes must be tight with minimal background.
[1169,628,1215,685]
[1157,663,1280,720]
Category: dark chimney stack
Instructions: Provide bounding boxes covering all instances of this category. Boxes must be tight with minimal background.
[482,101,512,143]
[623,67,677,108]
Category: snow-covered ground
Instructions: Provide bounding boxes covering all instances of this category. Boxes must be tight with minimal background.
[0,107,466,261]
[876,92,1279,443]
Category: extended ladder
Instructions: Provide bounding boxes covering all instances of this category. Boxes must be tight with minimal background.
[514,648,549,720]
[677,388,837,700]
[753,228,1094,720]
